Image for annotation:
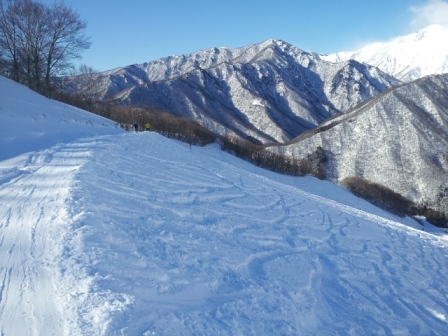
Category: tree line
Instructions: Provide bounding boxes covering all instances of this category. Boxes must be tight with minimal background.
[0,0,90,96]
[220,135,327,179]
[57,92,218,147]
[341,176,448,228]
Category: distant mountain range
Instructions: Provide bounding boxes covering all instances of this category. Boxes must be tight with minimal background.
[66,26,448,209]
[324,24,448,82]
[69,39,398,143]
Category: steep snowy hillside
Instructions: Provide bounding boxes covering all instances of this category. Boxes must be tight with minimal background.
[271,74,448,208]
[0,76,123,161]
[1,75,448,335]
[324,24,448,82]
[67,39,399,143]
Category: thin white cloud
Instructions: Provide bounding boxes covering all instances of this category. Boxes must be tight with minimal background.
[410,0,448,28]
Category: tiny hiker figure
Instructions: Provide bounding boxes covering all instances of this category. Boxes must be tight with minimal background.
[145,123,151,131]
[133,123,138,132]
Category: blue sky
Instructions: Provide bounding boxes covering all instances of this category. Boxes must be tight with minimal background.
[41,0,448,71]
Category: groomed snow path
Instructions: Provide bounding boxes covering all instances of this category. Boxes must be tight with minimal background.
[0,140,97,335]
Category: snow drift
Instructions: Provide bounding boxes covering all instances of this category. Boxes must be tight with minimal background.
[0,77,122,161]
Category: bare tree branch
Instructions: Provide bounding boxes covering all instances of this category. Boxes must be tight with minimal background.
[0,0,90,95]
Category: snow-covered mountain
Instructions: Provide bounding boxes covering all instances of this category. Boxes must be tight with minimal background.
[1,76,448,335]
[270,74,448,208]
[69,39,398,143]
[324,24,448,82]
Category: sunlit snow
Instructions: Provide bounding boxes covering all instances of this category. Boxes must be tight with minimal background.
[1,76,448,335]
[251,98,265,107]
[325,24,448,82]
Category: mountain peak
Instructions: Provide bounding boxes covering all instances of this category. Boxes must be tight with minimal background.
[324,24,448,81]
[262,38,289,46]
[413,23,448,40]
[252,38,298,54]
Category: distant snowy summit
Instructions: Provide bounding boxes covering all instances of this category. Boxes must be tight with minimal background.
[323,24,448,82]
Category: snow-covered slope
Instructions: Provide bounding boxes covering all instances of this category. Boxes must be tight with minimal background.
[68,39,399,143]
[0,76,123,161]
[324,24,448,82]
[1,76,448,335]
[271,74,448,207]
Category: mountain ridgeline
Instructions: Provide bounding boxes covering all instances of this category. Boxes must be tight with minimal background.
[69,39,399,143]
[67,37,448,212]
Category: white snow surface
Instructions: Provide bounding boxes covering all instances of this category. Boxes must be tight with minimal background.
[324,24,448,82]
[1,76,448,335]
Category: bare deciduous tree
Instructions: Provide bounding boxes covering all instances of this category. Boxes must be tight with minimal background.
[0,0,90,95]
[69,64,99,111]
[44,2,90,95]
[0,0,21,81]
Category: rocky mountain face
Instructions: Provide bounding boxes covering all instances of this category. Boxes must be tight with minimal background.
[324,24,448,82]
[269,74,448,208]
[71,39,398,143]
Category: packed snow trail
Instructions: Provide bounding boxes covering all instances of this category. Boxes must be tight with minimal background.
[0,75,125,335]
[0,142,90,335]
[0,138,134,335]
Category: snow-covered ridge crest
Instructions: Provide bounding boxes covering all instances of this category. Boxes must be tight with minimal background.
[102,38,291,83]
[324,24,448,82]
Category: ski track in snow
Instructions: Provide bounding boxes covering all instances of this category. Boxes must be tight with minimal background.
[1,132,448,335]
[0,141,92,335]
